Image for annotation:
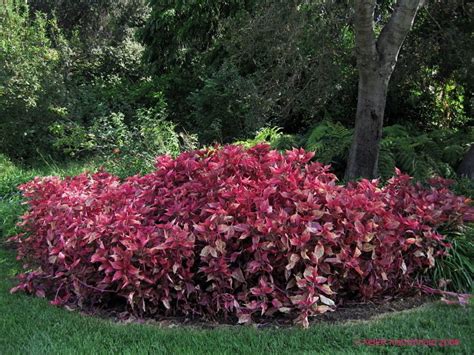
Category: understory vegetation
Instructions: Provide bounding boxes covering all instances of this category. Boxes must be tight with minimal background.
[237,124,474,185]
[1,2,472,167]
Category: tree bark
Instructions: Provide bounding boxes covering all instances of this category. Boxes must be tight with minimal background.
[346,70,390,179]
[457,144,474,179]
[345,0,423,180]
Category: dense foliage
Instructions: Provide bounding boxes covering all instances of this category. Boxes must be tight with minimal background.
[1,2,472,174]
[304,122,474,181]
[0,5,65,159]
[141,1,472,143]
[10,145,473,327]
[0,1,184,165]
[236,122,474,187]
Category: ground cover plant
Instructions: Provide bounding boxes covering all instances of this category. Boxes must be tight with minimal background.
[9,144,473,327]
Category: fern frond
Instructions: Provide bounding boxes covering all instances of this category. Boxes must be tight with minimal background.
[305,121,352,164]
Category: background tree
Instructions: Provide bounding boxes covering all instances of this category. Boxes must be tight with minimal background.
[387,0,473,129]
[140,1,472,149]
[0,4,66,160]
[345,0,424,179]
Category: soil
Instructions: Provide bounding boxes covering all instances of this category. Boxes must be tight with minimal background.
[75,295,435,329]
[311,295,432,324]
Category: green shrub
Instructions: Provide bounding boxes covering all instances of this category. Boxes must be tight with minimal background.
[51,89,198,178]
[272,133,302,151]
[0,155,37,197]
[102,112,196,178]
[52,74,163,157]
[235,127,282,149]
[452,178,474,200]
[95,108,197,178]
[0,195,24,241]
[234,127,301,151]
[136,108,182,157]
[0,2,154,162]
[0,5,67,160]
[188,62,265,144]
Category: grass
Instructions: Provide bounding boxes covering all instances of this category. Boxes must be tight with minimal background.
[0,154,98,241]
[0,154,472,354]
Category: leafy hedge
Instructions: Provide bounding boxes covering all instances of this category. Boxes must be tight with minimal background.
[10,145,473,327]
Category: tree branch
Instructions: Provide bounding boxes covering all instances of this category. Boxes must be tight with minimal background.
[376,0,423,64]
[354,0,377,68]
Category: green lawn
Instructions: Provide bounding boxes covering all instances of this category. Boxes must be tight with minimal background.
[0,247,472,354]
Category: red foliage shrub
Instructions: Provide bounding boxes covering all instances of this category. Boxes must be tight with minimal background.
[10,144,472,327]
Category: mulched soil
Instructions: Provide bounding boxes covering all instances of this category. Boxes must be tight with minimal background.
[72,294,434,329]
[311,295,432,324]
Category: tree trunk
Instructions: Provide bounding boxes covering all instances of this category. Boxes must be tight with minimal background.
[346,70,390,179]
[457,144,474,179]
[345,0,423,180]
